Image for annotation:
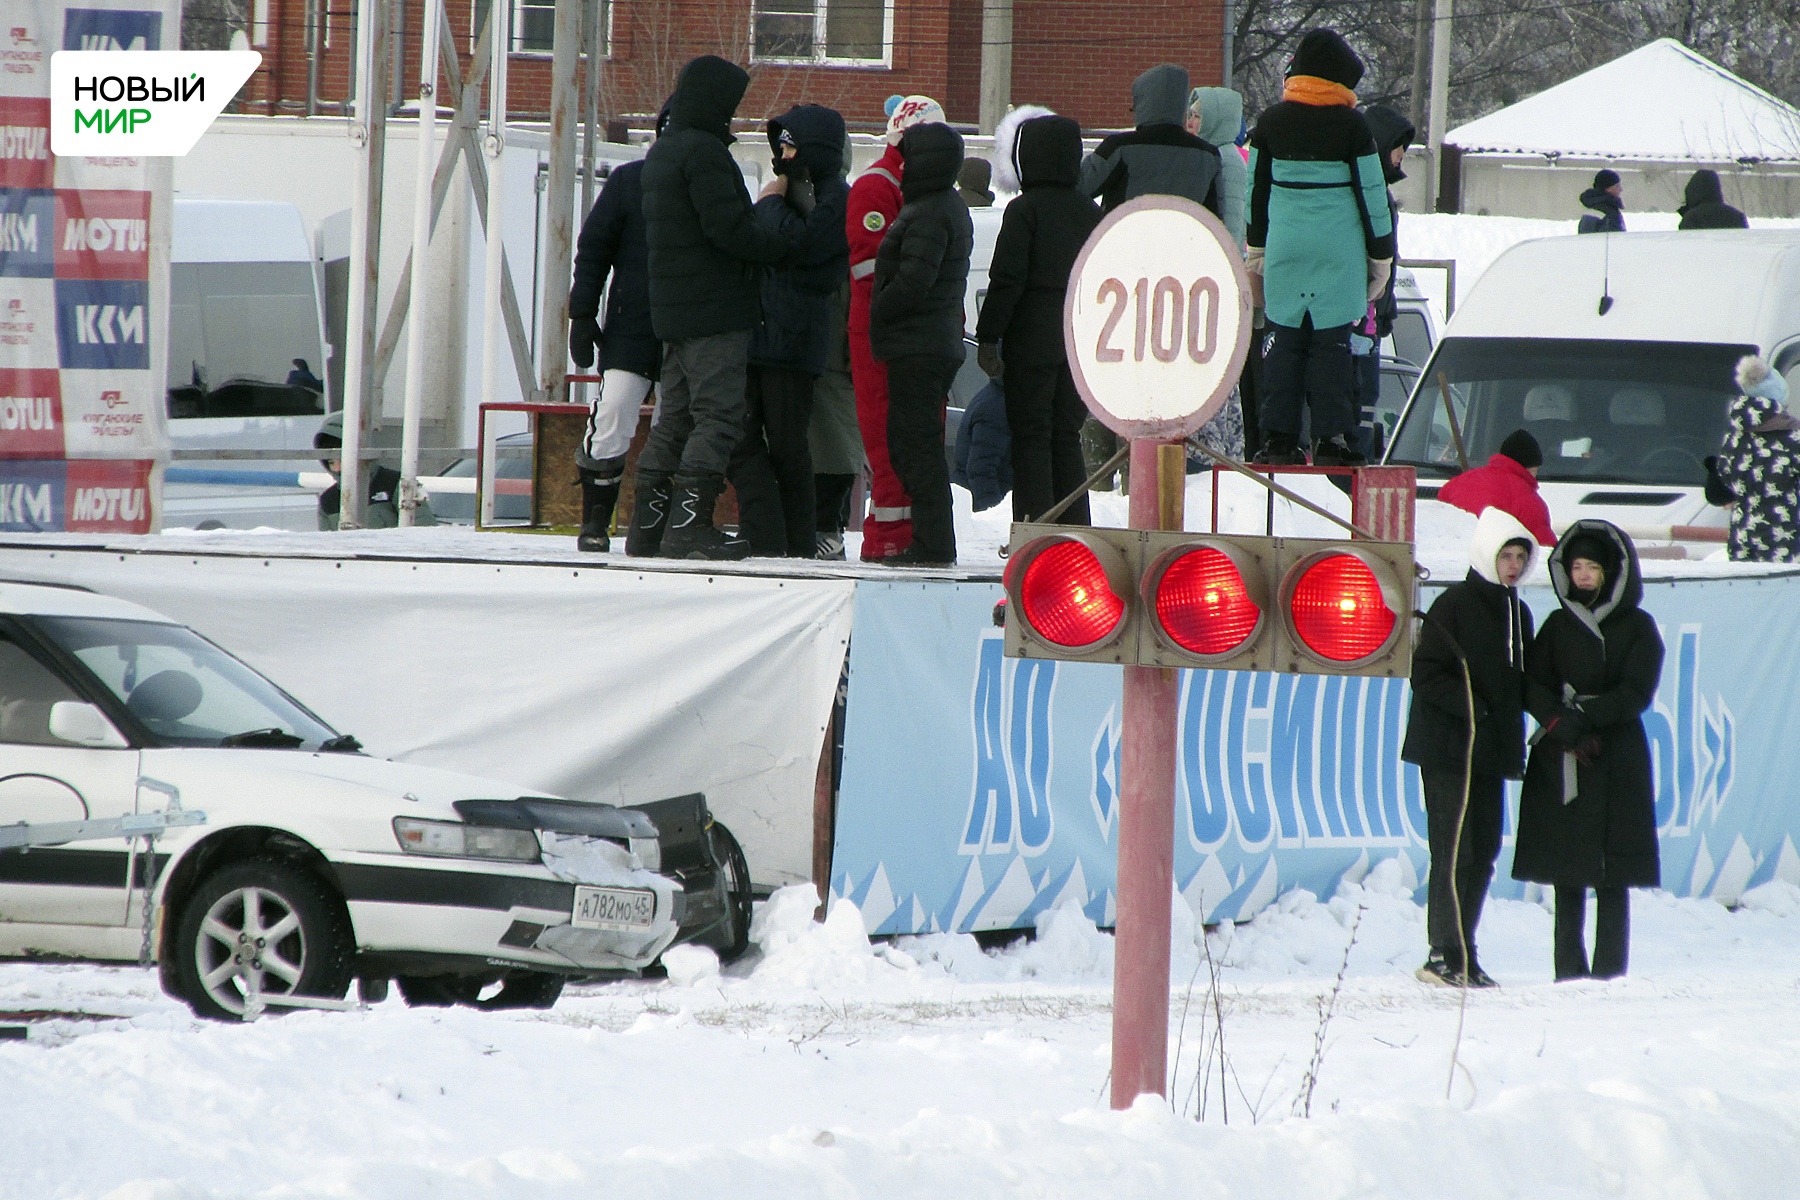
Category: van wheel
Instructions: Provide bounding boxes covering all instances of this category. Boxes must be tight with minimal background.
[172,857,353,1022]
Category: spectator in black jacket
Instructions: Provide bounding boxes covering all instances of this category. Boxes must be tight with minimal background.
[1403,506,1539,988]
[1577,169,1626,234]
[871,121,973,567]
[977,108,1100,524]
[1079,64,1222,217]
[729,103,850,557]
[569,135,660,553]
[1677,168,1748,230]
[628,55,793,561]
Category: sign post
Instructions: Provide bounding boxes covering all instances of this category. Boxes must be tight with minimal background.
[1060,196,1252,1109]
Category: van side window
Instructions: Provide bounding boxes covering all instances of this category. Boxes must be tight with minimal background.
[1775,344,1800,416]
[0,636,84,746]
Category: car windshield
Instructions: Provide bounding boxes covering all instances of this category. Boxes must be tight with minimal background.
[35,616,339,750]
[1387,337,1752,486]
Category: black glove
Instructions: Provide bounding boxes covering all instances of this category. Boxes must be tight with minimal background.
[1573,735,1603,766]
[977,342,1003,379]
[1543,707,1589,747]
[1703,456,1736,507]
[569,316,600,371]
[787,171,817,216]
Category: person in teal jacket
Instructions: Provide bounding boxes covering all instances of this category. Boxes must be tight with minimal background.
[1245,28,1394,467]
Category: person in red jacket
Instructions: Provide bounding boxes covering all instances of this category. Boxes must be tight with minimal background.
[848,94,944,561]
[1437,429,1557,549]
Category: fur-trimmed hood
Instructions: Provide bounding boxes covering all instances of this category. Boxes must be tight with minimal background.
[992,104,1055,193]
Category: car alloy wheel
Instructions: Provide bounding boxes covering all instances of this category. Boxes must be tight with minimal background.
[174,857,352,1021]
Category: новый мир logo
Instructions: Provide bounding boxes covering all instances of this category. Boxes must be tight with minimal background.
[50,51,259,157]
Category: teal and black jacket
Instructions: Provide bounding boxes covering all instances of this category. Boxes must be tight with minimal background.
[1246,101,1394,330]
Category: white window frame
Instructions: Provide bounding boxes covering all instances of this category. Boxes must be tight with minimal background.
[750,0,894,69]
[475,0,614,61]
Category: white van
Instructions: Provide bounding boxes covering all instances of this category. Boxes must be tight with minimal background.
[1383,231,1800,555]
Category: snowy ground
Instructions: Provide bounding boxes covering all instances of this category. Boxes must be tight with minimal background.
[3,875,1798,1198]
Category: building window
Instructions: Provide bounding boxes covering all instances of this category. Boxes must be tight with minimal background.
[753,0,889,65]
[473,0,610,58]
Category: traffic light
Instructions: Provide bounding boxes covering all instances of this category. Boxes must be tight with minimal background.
[1002,524,1415,677]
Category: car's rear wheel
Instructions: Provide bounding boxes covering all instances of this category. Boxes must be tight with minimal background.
[172,857,353,1021]
[710,821,752,962]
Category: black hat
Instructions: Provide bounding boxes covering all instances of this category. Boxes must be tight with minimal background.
[1499,428,1542,469]
[1287,29,1363,90]
[1594,168,1621,190]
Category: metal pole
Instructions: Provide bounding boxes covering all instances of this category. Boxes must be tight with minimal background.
[1427,0,1451,211]
[978,0,1014,135]
[1110,438,1185,1110]
[537,0,583,404]
[305,0,321,116]
[397,0,444,525]
[1221,0,1235,87]
[481,0,510,409]
[338,0,389,530]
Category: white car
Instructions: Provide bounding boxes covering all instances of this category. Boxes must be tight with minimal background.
[0,580,748,1019]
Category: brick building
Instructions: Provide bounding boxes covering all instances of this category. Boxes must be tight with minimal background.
[234,0,1224,134]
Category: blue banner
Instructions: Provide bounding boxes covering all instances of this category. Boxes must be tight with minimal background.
[832,574,1799,933]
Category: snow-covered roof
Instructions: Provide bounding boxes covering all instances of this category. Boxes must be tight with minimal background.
[1448,39,1800,163]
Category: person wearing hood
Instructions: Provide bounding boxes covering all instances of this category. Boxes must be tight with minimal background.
[728,103,851,558]
[976,108,1101,524]
[568,106,666,553]
[1405,507,1539,987]
[1352,103,1414,453]
[1246,29,1395,468]
[847,94,946,562]
[1188,86,1253,459]
[1436,428,1557,549]
[629,55,795,561]
[958,158,995,206]
[870,121,974,566]
[1577,169,1626,234]
[1677,168,1748,230]
[1513,521,1664,981]
[1079,63,1223,217]
[1710,355,1799,562]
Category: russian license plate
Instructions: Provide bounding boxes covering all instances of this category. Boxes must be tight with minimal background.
[572,885,656,931]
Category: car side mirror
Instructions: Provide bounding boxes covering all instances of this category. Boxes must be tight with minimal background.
[47,701,129,749]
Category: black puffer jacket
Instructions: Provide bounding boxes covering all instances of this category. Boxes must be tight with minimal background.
[976,115,1100,366]
[1677,169,1748,230]
[1577,188,1626,234]
[1402,508,1538,780]
[569,159,659,379]
[750,104,850,377]
[871,122,972,364]
[641,55,792,341]
[1078,64,1221,217]
[1512,521,1665,889]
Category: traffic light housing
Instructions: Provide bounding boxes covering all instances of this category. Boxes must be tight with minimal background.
[1003,524,1415,677]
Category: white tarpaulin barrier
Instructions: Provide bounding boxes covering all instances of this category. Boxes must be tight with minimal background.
[0,538,854,885]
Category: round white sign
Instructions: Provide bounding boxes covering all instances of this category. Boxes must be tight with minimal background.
[1062,196,1253,440]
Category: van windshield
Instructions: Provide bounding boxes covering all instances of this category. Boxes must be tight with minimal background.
[1387,337,1753,487]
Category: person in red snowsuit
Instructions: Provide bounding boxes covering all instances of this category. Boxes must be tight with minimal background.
[848,94,945,561]
[1437,428,1557,549]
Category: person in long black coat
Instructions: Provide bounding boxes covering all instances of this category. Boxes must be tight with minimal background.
[1676,169,1748,230]
[730,103,851,557]
[1403,506,1539,987]
[568,145,660,553]
[1513,520,1665,981]
[975,109,1100,525]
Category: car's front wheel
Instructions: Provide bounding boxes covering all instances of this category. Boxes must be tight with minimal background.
[172,857,354,1021]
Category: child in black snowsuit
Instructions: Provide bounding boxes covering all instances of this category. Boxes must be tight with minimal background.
[1403,506,1539,987]
[975,110,1101,524]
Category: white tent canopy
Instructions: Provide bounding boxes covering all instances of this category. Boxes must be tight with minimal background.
[1448,39,1800,163]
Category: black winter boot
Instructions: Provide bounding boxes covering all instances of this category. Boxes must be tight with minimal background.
[625,470,673,558]
[576,464,623,553]
[661,473,751,561]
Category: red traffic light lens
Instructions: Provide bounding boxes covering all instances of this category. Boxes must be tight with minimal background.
[1153,546,1262,657]
[1288,553,1397,663]
[1020,540,1126,648]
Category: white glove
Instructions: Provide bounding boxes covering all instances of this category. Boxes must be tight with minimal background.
[1366,257,1392,303]
[1243,245,1265,277]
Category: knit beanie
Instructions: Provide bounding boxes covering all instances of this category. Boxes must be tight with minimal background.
[1287,29,1363,90]
[1594,168,1621,190]
[1499,428,1543,469]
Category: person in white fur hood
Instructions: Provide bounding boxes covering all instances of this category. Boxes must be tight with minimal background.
[973,105,1101,524]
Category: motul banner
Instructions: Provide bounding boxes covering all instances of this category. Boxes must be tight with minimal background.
[0,1,170,533]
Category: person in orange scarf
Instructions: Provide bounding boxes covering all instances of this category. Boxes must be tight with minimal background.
[1245,29,1394,467]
